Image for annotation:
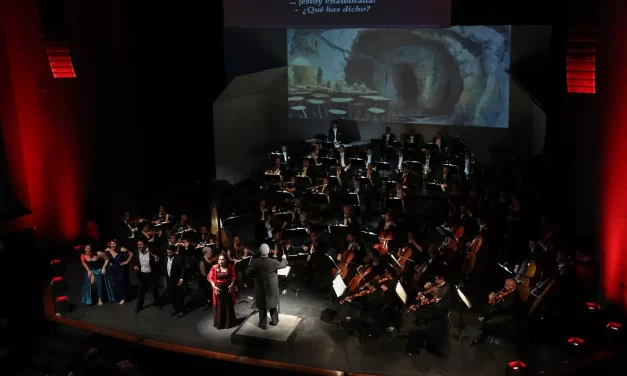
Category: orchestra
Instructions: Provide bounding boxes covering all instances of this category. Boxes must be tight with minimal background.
[77,125,585,357]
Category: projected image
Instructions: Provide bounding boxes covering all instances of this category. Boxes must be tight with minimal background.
[287,27,511,127]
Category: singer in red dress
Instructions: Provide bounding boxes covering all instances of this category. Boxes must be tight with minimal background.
[208,254,237,329]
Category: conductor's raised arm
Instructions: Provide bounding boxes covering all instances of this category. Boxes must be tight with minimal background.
[274,257,288,271]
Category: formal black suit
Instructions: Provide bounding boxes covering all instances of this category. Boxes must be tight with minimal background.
[247,255,288,326]
[132,249,161,310]
[328,127,345,143]
[473,289,520,344]
[334,150,352,169]
[165,255,186,314]
[382,132,397,145]
[118,220,136,249]
[362,153,379,168]
[268,162,285,174]
[407,282,452,354]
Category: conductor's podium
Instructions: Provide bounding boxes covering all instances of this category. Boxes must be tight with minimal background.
[231,311,304,349]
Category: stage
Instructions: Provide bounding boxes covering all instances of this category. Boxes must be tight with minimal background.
[53,256,589,376]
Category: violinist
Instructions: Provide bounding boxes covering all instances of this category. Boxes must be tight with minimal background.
[364,163,379,186]
[173,214,192,234]
[340,267,397,343]
[405,275,451,356]
[152,205,171,225]
[303,231,325,287]
[378,212,396,250]
[227,235,249,261]
[471,278,519,345]
[333,165,349,188]
[341,205,360,235]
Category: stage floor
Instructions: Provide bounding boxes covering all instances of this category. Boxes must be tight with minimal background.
[61,257,564,376]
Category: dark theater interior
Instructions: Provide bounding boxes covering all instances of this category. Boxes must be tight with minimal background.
[1,0,627,375]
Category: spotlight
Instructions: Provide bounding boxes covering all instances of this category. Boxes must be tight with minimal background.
[50,259,62,276]
[51,276,64,296]
[584,302,601,311]
[54,296,70,316]
[566,337,585,347]
[606,322,623,331]
[506,360,527,374]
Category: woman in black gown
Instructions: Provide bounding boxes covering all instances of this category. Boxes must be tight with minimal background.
[208,253,237,329]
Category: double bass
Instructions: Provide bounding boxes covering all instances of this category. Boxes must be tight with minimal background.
[461,232,484,277]
[333,246,356,279]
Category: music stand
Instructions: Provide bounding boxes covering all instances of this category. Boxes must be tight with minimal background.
[284,227,309,246]
[321,157,338,168]
[357,176,372,187]
[395,281,408,304]
[452,284,472,343]
[273,212,292,227]
[342,192,360,207]
[326,253,343,306]
[264,173,282,186]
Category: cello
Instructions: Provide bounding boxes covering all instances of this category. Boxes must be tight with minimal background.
[439,223,465,259]
[395,246,414,276]
[461,231,484,277]
[333,246,356,279]
[347,265,373,293]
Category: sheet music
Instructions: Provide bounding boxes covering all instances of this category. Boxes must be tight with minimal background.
[277,266,291,276]
[332,274,347,297]
[395,281,407,304]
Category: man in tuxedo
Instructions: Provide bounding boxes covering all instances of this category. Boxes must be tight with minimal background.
[406,274,452,355]
[119,212,140,250]
[328,121,344,143]
[341,267,398,342]
[269,156,285,174]
[333,165,350,188]
[280,145,291,167]
[382,127,396,146]
[133,240,162,314]
[362,147,378,168]
[334,145,351,171]
[165,247,186,318]
[341,205,360,235]
[471,278,520,345]
[364,163,379,187]
[247,244,288,329]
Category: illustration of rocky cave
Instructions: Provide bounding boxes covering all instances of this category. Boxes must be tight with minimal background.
[287,27,510,127]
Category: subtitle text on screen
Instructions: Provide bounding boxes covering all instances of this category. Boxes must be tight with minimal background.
[291,0,377,15]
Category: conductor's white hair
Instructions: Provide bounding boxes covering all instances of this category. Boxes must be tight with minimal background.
[259,243,270,257]
[202,247,212,255]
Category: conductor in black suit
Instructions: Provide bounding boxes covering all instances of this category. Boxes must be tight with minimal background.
[247,243,288,329]
[165,247,186,318]
[328,121,344,143]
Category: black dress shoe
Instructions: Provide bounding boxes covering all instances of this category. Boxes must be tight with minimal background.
[269,321,278,326]
[258,323,267,330]
[170,311,178,317]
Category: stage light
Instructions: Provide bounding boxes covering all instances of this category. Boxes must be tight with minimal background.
[54,296,69,316]
[51,276,64,296]
[50,259,62,276]
[567,337,585,347]
[606,322,623,331]
[584,302,601,311]
[506,360,527,372]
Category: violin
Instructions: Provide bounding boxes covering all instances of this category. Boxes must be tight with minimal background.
[333,246,356,279]
[347,265,373,293]
[340,276,393,304]
[406,283,443,312]
[489,287,515,305]
[461,232,484,277]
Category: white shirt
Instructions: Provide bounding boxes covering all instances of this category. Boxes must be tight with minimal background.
[409,135,414,143]
[366,155,372,165]
[283,151,288,161]
[348,241,355,250]
[385,134,390,142]
[139,250,151,273]
[125,221,134,239]
[339,152,346,167]
[167,257,173,277]
[396,189,403,199]
[397,157,403,170]
[333,129,338,142]
[384,222,391,230]
[303,166,308,174]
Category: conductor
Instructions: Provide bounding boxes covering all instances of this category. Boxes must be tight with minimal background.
[247,243,288,329]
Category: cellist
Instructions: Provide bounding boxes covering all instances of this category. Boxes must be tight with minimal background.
[335,232,365,280]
